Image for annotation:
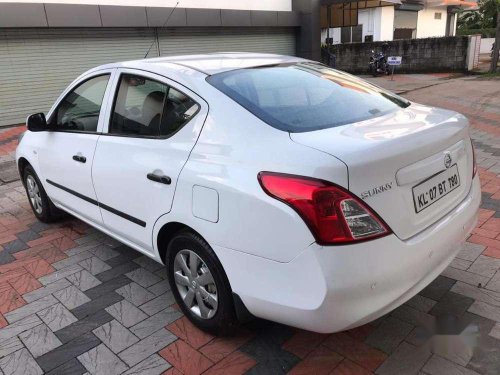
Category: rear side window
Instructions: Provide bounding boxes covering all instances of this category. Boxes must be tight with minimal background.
[207,63,410,133]
[109,74,199,138]
[52,74,110,132]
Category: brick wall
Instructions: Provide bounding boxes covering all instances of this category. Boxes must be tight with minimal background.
[324,36,470,74]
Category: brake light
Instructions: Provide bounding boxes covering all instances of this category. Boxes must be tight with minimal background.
[258,172,391,245]
[471,141,477,179]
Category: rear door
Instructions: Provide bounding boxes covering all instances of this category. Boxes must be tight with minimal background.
[38,70,115,224]
[92,69,207,252]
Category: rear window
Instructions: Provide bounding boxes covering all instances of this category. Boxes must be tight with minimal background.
[207,62,410,133]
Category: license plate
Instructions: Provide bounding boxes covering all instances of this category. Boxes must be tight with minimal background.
[412,164,460,213]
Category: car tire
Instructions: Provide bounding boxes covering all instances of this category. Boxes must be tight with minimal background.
[167,229,238,335]
[23,165,64,222]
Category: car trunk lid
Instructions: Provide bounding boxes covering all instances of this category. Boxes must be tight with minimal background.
[290,103,473,240]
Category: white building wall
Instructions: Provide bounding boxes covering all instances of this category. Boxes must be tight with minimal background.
[0,0,292,11]
[416,6,448,38]
[374,6,394,41]
[358,8,375,41]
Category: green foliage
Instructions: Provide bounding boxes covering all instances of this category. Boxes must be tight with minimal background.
[457,0,499,30]
[457,27,497,37]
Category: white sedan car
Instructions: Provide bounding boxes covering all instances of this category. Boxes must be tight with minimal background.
[16,53,480,334]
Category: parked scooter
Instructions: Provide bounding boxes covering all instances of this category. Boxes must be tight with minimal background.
[369,43,390,77]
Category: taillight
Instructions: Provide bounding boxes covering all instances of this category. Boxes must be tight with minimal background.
[258,172,391,245]
[471,141,477,179]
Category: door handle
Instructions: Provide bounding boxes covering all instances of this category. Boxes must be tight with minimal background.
[72,155,86,163]
[147,173,171,185]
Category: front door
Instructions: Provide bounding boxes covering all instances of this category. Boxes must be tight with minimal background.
[38,72,114,223]
[92,69,207,252]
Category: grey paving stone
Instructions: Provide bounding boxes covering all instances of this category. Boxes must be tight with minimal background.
[468,256,500,278]
[15,230,39,243]
[451,281,500,307]
[406,294,437,313]
[105,300,148,328]
[2,239,28,254]
[420,276,456,301]
[53,285,91,310]
[116,282,156,306]
[442,267,490,287]
[468,301,500,322]
[130,307,182,339]
[123,354,171,375]
[88,245,119,261]
[366,316,413,354]
[38,264,83,286]
[84,274,131,300]
[103,259,140,276]
[36,332,100,372]
[0,337,23,359]
[79,256,111,275]
[0,348,43,375]
[71,292,124,320]
[77,344,128,375]
[489,323,500,340]
[457,242,485,262]
[148,279,170,297]
[52,251,93,271]
[5,295,58,324]
[139,291,175,316]
[66,270,101,292]
[133,256,163,273]
[37,303,78,331]
[65,243,101,257]
[450,258,473,271]
[74,233,106,246]
[23,279,72,303]
[429,292,475,318]
[125,268,162,288]
[45,358,87,375]
[486,271,500,293]
[19,324,61,358]
[93,319,139,353]
[154,268,168,280]
[423,355,480,375]
[118,328,177,367]
[55,309,114,344]
[392,305,435,331]
[0,315,42,341]
[375,342,431,375]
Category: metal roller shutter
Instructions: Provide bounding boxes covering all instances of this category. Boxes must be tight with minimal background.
[159,27,296,57]
[0,28,158,127]
[0,27,296,127]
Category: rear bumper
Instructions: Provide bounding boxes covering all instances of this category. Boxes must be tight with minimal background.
[215,175,481,333]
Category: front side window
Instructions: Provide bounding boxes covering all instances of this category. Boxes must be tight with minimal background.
[52,74,110,132]
[207,63,410,133]
[109,74,199,137]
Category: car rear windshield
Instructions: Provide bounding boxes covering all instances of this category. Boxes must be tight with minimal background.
[207,62,410,133]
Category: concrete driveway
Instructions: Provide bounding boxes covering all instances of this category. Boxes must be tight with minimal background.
[0,74,498,375]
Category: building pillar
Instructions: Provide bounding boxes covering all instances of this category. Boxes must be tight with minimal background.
[292,0,321,61]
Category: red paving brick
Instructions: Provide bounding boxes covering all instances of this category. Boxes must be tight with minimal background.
[24,258,55,278]
[167,316,215,349]
[330,359,373,375]
[9,271,42,294]
[204,351,256,375]
[159,340,214,375]
[0,283,25,314]
[199,331,253,363]
[282,330,330,359]
[288,346,343,375]
[323,333,387,372]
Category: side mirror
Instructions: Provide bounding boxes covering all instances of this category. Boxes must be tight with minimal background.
[26,113,47,132]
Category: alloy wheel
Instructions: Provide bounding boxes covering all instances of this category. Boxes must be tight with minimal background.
[26,175,43,215]
[173,249,218,319]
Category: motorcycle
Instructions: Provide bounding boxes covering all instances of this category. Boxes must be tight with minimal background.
[369,44,390,77]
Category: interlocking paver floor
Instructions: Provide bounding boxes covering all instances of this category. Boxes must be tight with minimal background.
[0,74,498,375]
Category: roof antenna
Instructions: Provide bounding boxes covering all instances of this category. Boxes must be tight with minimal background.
[144,1,180,59]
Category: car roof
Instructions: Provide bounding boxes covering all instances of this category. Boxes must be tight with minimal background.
[96,52,307,76]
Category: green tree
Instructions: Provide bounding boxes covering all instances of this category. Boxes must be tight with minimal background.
[458,0,499,31]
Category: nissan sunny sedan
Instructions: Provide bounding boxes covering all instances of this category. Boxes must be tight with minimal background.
[16,53,481,334]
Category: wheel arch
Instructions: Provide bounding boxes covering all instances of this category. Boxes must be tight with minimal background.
[156,221,201,265]
[17,157,31,181]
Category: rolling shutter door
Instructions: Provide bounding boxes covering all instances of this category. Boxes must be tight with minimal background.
[0,28,158,127]
[159,27,296,57]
